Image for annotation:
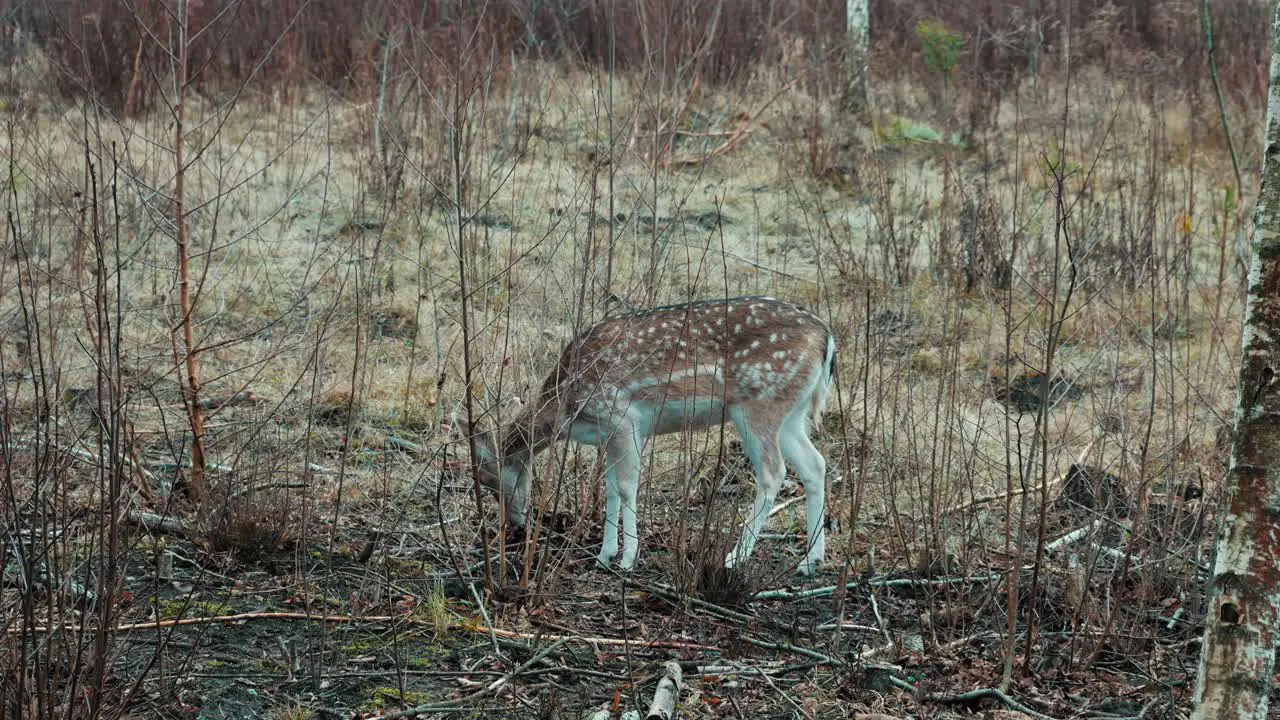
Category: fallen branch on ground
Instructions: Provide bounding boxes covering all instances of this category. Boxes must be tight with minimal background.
[666,116,751,167]
[689,661,815,678]
[742,637,839,665]
[384,434,428,454]
[357,637,571,719]
[124,511,187,536]
[8,611,719,652]
[473,624,721,652]
[200,390,260,411]
[889,676,1059,720]
[645,661,683,720]
[642,581,755,623]
[228,481,309,501]
[753,574,1003,602]
[7,611,397,635]
[1044,519,1105,553]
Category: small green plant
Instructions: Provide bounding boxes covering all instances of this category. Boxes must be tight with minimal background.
[369,687,431,709]
[916,19,965,77]
[872,115,968,150]
[153,598,234,620]
[1223,182,1238,215]
[343,637,383,656]
[416,577,452,638]
[912,20,969,152]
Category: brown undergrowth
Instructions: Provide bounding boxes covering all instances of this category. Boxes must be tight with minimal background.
[0,8,1260,716]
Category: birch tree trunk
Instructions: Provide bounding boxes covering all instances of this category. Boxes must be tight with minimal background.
[842,0,871,118]
[1191,3,1280,717]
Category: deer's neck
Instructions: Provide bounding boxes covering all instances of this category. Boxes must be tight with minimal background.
[498,396,564,461]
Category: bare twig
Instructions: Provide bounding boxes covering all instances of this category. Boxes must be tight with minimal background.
[478,637,570,697]
[666,116,751,167]
[469,582,501,657]
[757,665,811,720]
[867,588,892,647]
[1200,0,1243,200]
[665,238,813,281]
[642,581,756,623]
[8,611,396,635]
[767,494,803,518]
[473,625,721,652]
[814,621,880,633]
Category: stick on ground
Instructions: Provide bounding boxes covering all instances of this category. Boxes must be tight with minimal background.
[645,661,683,720]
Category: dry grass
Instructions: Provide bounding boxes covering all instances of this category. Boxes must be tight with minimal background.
[0,27,1252,716]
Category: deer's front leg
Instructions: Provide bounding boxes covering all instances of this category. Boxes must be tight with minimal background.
[597,459,622,569]
[600,427,643,571]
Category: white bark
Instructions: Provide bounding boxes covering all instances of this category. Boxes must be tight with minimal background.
[844,0,871,116]
[645,661,683,720]
[1190,2,1280,718]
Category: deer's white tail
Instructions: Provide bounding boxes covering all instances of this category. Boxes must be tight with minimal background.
[808,333,837,431]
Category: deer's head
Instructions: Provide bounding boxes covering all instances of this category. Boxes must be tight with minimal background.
[453,417,531,528]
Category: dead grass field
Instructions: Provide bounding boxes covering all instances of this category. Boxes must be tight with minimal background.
[0,46,1257,719]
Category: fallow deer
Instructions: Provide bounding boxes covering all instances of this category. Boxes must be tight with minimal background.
[456,296,836,575]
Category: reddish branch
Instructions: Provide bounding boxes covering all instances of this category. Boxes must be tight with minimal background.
[172,0,207,501]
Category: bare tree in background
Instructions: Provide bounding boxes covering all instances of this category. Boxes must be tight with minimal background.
[1191,2,1280,717]
[843,0,870,118]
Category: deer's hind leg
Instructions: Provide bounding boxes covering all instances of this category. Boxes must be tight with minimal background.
[724,407,786,570]
[780,412,827,575]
